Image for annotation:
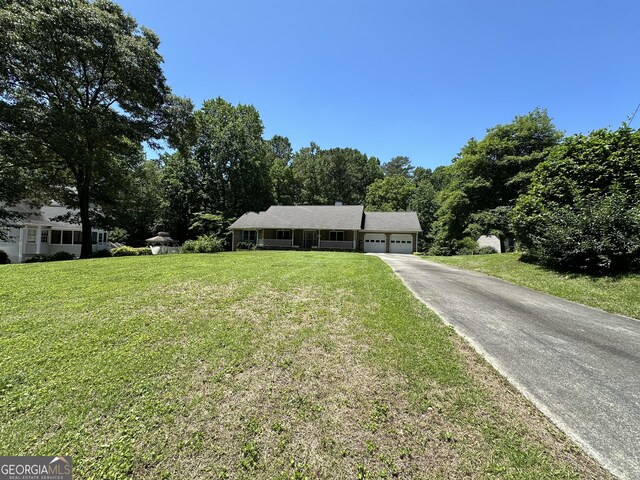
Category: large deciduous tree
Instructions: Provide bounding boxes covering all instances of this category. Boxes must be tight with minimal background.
[192,97,272,216]
[430,108,562,254]
[292,144,383,205]
[102,158,165,246]
[266,135,298,205]
[0,0,168,257]
[365,175,416,211]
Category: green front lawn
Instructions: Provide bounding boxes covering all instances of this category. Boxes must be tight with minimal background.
[423,253,640,319]
[0,252,608,479]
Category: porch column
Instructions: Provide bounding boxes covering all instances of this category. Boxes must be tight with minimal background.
[36,225,42,254]
[231,230,236,251]
[17,227,25,263]
[291,229,295,247]
[353,230,357,251]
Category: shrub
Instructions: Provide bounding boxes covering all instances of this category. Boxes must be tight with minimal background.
[476,246,497,255]
[182,235,224,254]
[455,237,478,256]
[235,241,256,251]
[49,251,75,261]
[25,255,49,263]
[515,192,640,272]
[0,250,11,264]
[513,126,640,272]
[111,246,152,257]
[25,252,75,263]
[111,246,137,257]
[92,249,113,258]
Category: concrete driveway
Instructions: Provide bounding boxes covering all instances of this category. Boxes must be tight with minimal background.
[374,253,640,480]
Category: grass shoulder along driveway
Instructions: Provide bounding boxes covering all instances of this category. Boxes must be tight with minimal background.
[0,252,610,479]
[422,252,640,320]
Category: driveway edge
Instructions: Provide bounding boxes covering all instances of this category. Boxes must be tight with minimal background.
[374,254,624,480]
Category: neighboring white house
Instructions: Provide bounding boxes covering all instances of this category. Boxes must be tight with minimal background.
[0,203,110,263]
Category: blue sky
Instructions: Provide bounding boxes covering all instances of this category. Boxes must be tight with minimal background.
[119,0,640,169]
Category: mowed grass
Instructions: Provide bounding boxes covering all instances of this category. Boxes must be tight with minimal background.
[0,252,609,479]
[422,252,640,319]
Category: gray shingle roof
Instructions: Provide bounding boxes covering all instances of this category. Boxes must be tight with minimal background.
[230,205,364,230]
[362,212,421,232]
[5,203,83,229]
[230,205,421,233]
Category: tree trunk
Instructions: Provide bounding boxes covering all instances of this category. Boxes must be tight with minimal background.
[78,182,93,259]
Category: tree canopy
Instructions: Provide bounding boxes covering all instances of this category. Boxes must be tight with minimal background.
[513,125,640,272]
[365,175,416,211]
[292,144,382,205]
[430,108,562,254]
[0,0,168,257]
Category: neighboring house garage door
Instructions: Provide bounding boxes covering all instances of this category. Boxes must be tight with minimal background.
[389,234,413,254]
[364,233,387,253]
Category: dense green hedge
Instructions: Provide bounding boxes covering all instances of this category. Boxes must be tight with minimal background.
[111,246,152,257]
[513,126,640,272]
[25,251,75,263]
[182,235,224,254]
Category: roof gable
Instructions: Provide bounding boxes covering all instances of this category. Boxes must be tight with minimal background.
[362,211,421,232]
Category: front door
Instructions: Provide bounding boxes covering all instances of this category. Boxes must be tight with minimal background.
[303,230,317,248]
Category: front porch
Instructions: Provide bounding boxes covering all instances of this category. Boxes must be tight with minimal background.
[235,228,358,251]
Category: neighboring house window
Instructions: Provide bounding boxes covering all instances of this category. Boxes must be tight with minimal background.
[51,230,62,244]
[92,232,98,244]
[103,232,108,243]
[329,231,344,241]
[276,230,291,240]
[62,231,73,245]
[40,230,49,244]
[241,230,257,242]
[73,231,82,245]
[98,232,103,243]
[26,228,37,243]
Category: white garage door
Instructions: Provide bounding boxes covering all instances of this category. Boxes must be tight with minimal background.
[390,234,413,254]
[364,233,387,253]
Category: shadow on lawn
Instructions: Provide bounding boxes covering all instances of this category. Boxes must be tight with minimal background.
[517,253,634,281]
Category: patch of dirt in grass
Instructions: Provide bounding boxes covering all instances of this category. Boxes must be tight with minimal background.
[135,287,484,479]
[133,283,611,479]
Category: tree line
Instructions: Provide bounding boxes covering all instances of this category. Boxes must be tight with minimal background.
[1,0,638,273]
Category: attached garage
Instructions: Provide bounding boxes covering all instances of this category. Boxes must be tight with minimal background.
[363,233,387,253]
[389,234,413,254]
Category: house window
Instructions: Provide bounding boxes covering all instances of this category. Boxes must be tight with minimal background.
[73,231,82,245]
[103,232,108,243]
[62,231,73,245]
[276,230,291,240]
[241,230,257,242]
[329,231,344,242]
[26,228,37,243]
[98,232,103,243]
[40,230,49,244]
[51,230,62,244]
[92,232,98,244]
